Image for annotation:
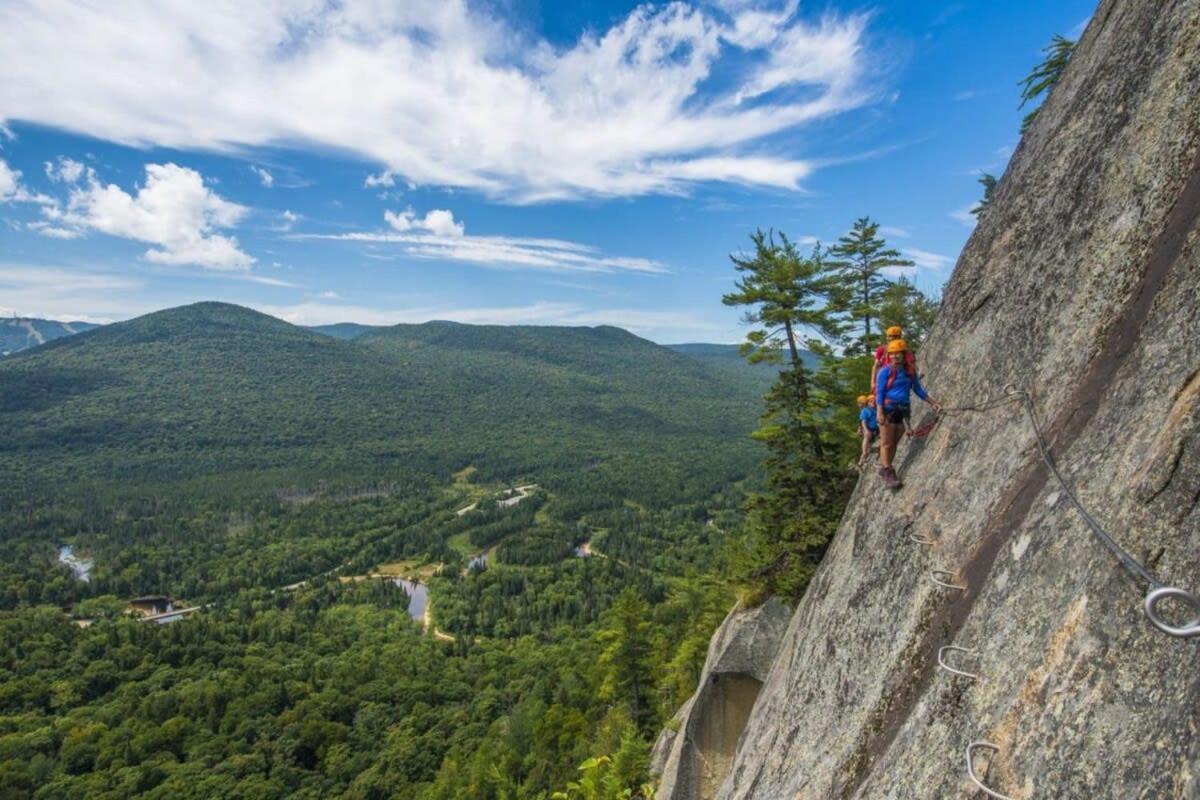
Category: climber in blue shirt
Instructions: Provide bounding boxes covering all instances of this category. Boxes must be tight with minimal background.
[857,394,878,470]
[875,339,941,488]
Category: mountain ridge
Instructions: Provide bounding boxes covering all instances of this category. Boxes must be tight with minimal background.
[0,301,763,504]
[0,317,99,355]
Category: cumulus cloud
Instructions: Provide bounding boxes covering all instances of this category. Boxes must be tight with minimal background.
[385,208,465,237]
[0,1,875,201]
[55,163,255,269]
[250,165,274,187]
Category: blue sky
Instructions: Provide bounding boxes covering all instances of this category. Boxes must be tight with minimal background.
[0,0,1095,343]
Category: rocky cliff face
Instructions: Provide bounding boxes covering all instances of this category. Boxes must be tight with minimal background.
[706,1,1200,797]
[651,598,791,800]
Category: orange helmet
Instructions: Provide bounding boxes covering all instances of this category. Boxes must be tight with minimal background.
[857,394,869,404]
[887,339,908,354]
[886,326,903,338]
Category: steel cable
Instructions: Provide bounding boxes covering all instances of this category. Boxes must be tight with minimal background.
[932,384,1200,638]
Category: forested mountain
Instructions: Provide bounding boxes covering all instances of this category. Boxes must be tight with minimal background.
[0,302,760,501]
[0,317,98,355]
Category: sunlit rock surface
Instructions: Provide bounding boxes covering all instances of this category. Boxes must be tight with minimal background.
[713,1,1200,796]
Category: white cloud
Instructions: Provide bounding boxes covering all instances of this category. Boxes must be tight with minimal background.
[720,0,800,48]
[364,171,396,189]
[274,209,299,231]
[902,247,953,269]
[58,162,255,269]
[45,156,86,183]
[0,158,19,199]
[879,225,909,238]
[0,263,147,322]
[250,165,274,187]
[386,208,465,237]
[950,204,977,228]
[0,157,55,205]
[301,226,665,275]
[0,1,876,201]
[422,209,464,238]
[235,273,300,288]
[27,221,82,239]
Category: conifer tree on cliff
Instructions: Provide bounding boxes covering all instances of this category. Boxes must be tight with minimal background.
[723,231,853,600]
[828,218,914,356]
[1019,34,1075,133]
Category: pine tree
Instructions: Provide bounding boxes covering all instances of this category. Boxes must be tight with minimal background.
[971,173,998,219]
[1019,34,1076,133]
[596,589,654,731]
[828,218,913,356]
[878,276,940,351]
[722,229,842,376]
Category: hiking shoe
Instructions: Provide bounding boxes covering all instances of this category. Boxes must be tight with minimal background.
[882,467,902,489]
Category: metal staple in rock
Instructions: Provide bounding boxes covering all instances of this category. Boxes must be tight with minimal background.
[966,742,1015,800]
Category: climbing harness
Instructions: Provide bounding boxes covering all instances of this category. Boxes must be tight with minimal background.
[937,645,979,680]
[931,384,1200,639]
[966,742,1014,800]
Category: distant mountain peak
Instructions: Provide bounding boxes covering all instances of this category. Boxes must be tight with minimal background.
[1,317,100,356]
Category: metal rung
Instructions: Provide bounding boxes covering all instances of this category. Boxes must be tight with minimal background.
[966,741,1016,800]
[910,532,936,545]
[937,645,979,680]
[930,569,966,590]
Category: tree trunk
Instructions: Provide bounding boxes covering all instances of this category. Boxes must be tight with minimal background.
[783,320,802,372]
[862,272,871,354]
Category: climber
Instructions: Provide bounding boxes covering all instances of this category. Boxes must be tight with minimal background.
[870,325,916,398]
[875,340,941,488]
[857,394,879,470]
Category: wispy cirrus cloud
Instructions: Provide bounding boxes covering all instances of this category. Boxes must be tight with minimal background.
[950,204,978,228]
[902,247,953,269]
[249,165,274,187]
[297,211,667,275]
[0,1,876,202]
